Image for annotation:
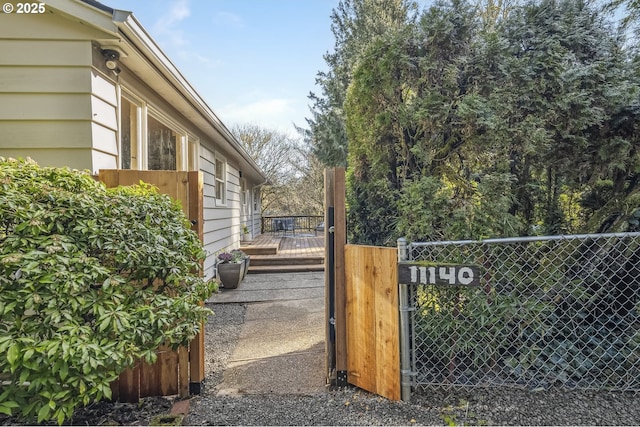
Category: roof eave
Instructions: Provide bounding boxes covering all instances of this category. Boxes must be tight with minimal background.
[111,12,268,182]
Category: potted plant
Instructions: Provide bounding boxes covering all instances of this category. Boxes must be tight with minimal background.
[241,224,251,242]
[216,252,243,289]
[217,250,251,288]
[232,249,250,278]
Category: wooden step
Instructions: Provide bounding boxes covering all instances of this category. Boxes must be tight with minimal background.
[248,264,325,274]
[249,256,324,266]
[240,245,279,255]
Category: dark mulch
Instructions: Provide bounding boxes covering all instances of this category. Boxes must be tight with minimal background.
[0,396,174,426]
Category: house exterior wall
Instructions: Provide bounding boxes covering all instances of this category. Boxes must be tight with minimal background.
[0,9,119,171]
[0,2,264,282]
[200,144,263,279]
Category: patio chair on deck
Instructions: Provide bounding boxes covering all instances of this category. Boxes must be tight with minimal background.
[272,218,295,237]
[282,217,295,237]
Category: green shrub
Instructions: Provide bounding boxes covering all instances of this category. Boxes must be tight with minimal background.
[0,157,217,424]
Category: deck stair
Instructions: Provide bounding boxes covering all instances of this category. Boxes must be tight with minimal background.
[240,233,324,274]
[239,245,278,256]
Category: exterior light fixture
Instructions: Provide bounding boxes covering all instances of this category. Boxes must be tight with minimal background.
[102,49,120,70]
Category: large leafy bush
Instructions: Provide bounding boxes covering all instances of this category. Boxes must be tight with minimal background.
[0,157,216,424]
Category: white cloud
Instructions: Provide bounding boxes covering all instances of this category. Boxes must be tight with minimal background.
[153,0,191,47]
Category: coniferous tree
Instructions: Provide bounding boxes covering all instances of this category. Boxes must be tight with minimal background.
[301,0,418,167]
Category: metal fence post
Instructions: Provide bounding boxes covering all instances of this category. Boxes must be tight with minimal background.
[398,237,408,262]
[397,238,412,401]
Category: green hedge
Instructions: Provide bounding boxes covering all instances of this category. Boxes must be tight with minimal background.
[0,157,217,424]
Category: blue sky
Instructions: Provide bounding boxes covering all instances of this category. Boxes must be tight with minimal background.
[104,0,340,137]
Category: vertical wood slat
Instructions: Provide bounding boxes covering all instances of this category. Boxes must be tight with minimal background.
[98,170,204,401]
[345,244,400,401]
[117,364,141,404]
[178,346,189,398]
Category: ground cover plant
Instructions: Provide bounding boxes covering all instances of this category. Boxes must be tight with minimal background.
[0,157,216,424]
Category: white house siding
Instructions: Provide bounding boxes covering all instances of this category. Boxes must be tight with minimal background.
[89,66,119,171]
[0,10,115,171]
[199,144,245,280]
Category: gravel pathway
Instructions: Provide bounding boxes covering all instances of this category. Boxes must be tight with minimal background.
[187,302,640,426]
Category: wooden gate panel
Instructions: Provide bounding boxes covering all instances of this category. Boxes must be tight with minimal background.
[98,170,204,402]
[345,244,400,401]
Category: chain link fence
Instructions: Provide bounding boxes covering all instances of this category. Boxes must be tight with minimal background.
[407,232,640,392]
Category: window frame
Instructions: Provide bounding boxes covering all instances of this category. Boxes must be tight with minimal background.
[253,187,260,213]
[119,91,143,170]
[214,155,227,206]
[118,88,190,172]
[146,108,187,171]
[240,178,247,207]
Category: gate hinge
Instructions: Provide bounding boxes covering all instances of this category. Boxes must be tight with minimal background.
[328,226,335,233]
[329,317,336,326]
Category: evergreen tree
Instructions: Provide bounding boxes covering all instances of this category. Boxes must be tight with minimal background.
[302,0,418,167]
[344,0,640,245]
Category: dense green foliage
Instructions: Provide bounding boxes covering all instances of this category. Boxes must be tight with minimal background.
[302,0,418,166]
[413,236,640,389]
[0,158,216,424]
[344,0,640,245]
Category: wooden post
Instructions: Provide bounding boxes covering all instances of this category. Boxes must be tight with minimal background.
[333,168,348,386]
[324,169,335,383]
[324,168,348,386]
[188,171,205,394]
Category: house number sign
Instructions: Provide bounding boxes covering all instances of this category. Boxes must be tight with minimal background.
[398,262,481,287]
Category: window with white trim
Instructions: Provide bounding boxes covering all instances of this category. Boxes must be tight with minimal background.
[240,179,247,207]
[253,187,260,212]
[147,115,178,170]
[215,157,226,205]
[119,91,189,171]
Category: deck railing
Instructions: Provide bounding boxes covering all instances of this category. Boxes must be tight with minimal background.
[261,215,324,235]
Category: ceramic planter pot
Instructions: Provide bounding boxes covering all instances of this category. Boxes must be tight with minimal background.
[217,262,243,289]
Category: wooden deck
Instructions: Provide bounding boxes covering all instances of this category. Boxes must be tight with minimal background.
[240,232,325,273]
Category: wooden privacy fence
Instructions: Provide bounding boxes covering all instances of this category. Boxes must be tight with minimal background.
[98,170,205,402]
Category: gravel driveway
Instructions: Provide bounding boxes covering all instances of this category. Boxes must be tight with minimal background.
[186,302,640,426]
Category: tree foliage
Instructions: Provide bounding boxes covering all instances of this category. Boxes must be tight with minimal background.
[233,124,323,215]
[303,0,418,167]
[345,0,640,245]
[0,158,216,424]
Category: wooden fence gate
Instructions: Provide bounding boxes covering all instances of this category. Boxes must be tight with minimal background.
[325,168,401,401]
[98,170,205,403]
[344,245,400,401]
